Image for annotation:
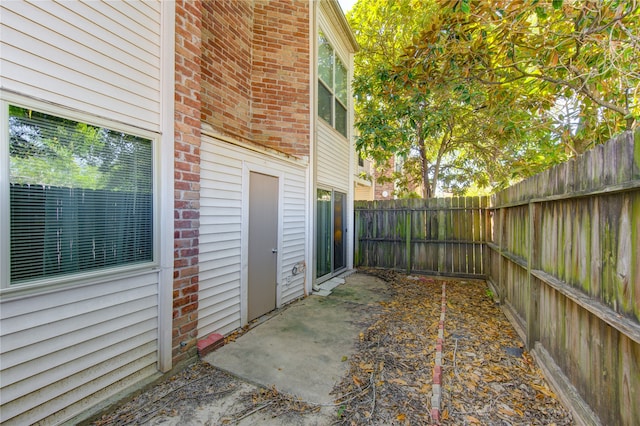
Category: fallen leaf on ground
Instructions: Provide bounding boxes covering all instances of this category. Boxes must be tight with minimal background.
[330,270,572,426]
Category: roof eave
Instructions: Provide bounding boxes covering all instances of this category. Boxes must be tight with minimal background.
[322,0,360,53]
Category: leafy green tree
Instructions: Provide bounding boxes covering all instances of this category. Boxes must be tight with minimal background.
[348,0,567,197]
[404,0,639,152]
[9,106,151,192]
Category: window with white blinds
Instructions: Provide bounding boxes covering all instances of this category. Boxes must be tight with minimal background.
[7,105,154,284]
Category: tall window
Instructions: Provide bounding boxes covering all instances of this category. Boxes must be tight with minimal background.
[6,105,154,285]
[318,31,348,137]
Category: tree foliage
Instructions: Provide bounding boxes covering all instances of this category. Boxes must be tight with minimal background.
[9,106,152,192]
[348,0,639,196]
[407,0,639,152]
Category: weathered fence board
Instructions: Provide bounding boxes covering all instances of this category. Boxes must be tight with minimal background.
[355,196,488,277]
[487,129,640,426]
[355,130,639,425]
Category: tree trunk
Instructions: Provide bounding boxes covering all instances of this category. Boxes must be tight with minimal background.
[626,116,636,131]
[431,129,451,197]
[431,159,440,197]
[419,138,432,198]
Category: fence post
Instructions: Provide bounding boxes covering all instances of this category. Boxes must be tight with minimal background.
[526,201,541,349]
[354,206,360,267]
[437,198,446,272]
[405,208,411,274]
[498,204,505,304]
[481,196,489,276]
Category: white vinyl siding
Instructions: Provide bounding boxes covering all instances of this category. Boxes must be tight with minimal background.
[198,136,308,338]
[0,1,161,132]
[0,1,167,424]
[316,9,353,194]
[198,144,242,337]
[354,184,374,201]
[317,120,350,191]
[0,273,159,425]
[315,2,357,282]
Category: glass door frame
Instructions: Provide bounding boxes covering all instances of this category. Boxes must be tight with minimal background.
[315,188,347,283]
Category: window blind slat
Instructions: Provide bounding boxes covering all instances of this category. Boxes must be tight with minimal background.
[8,105,153,284]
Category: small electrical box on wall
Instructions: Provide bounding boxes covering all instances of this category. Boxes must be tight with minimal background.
[292,261,306,275]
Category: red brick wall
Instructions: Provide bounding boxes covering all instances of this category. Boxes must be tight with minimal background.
[200,0,311,158]
[171,0,312,365]
[374,179,395,200]
[374,158,395,200]
[173,0,202,365]
[201,0,253,141]
[251,0,310,157]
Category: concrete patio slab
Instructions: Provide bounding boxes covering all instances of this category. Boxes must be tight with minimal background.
[203,271,390,405]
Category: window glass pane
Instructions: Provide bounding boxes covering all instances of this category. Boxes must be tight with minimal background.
[335,100,347,137]
[318,32,334,88]
[8,105,153,283]
[333,191,346,270]
[316,189,332,278]
[318,81,333,124]
[335,58,348,105]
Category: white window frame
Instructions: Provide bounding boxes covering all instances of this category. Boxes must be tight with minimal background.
[315,186,348,283]
[317,31,349,138]
[0,92,160,294]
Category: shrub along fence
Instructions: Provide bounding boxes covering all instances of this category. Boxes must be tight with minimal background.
[354,129,640,426]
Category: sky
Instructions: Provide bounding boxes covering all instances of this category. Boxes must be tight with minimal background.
[338,0,357,13]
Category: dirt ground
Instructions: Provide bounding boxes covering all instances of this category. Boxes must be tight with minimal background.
[332,270,572,425]
[91,270,573,425]
[90,362,333,425]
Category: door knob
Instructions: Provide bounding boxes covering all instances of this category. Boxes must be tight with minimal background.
[272,248,278,253]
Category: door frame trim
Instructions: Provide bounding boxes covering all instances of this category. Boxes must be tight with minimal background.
[241,163,284,326]
[315,187,348,284]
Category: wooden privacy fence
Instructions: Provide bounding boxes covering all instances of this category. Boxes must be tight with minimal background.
[355,197,489,277]
[354,130,640,425]
[487,130,640,426]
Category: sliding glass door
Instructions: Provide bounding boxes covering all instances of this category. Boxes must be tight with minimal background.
[333,191,346,271]
[316,189,346,280]
[317,189,332,278]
